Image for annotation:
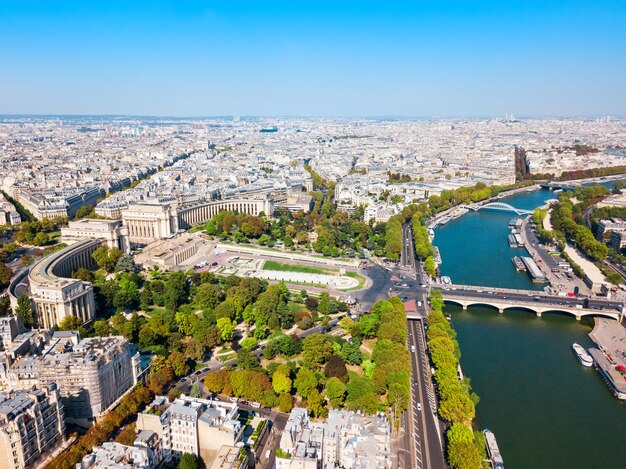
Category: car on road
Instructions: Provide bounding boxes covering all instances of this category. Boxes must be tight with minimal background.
[251,402,261,409]
[229,397,238,403]
[417,403,422,411]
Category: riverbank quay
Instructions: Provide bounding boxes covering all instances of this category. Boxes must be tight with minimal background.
[589,318,626,400]
[428,183,540,229]
[520,215,590,295]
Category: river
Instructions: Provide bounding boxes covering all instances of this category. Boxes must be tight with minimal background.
[434,187,626,469]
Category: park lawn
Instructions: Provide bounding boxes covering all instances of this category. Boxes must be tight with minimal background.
[48,230,62,238]
[188,224,205,233]
[262,260,338,275]
[288,301,309,314]
[148,307,168,317]
[360,338,377,358]
[341,271,367,290]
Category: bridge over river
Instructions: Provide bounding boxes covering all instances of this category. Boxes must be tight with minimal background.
[462,202,533,216]
[431,283,624,321]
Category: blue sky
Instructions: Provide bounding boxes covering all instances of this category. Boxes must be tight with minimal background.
[1,0,624,117]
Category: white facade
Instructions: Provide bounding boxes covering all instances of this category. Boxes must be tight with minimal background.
[61,218,130,253]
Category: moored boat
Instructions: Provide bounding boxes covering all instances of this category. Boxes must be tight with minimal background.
[484,429,504,469]
[572,343,593,367]
[511,256,526,271]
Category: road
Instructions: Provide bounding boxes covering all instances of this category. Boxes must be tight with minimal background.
[402,223,416,269]
[407,319,447,469]
[393,223,446,469]
[358,263,394,311]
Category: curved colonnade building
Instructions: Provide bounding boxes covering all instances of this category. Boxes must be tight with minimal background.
[9,239,103,329]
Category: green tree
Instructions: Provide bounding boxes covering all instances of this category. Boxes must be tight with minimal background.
[204,370,231,394]
[164,271,188,312]
[140,287,153,310]
[196,283,224,310]
[92,246,122,272]
[32,232,50,246]
[272,370,292,394]
[58,315,83,331]
[0,262,13,288]
[240,337,257,351]
[115,254,137,273]
[189,382,202,398]
[73,267,95,283]
[93,319,111,336]
[447,439,482,469]
[236,348,260,371]
[216,317,236,341]
[307,388,325,417]
[168,351,190,377]
[424,256,436,277]
[301,334,333,369]
[177,453,199,469]
[278,392,294,413]
[325,377,346,407]
[294,367,318,399]
[15,295,34,328]
[438,383,475,424]
[607,272,622,285]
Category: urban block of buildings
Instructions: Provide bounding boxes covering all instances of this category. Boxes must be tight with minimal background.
[0,328,142,427]
[277,408,391,469]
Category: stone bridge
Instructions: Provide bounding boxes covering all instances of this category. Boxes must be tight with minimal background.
[435,285,622,321]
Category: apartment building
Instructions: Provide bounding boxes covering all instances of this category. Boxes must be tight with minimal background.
[136,395,243,466]
[3,336,138,427]
[0,383,65,469]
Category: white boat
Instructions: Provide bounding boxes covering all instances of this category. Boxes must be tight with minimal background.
[483,429,504,469]
[572,343,593,367]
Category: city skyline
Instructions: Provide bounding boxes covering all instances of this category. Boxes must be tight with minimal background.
[1,0,625,117]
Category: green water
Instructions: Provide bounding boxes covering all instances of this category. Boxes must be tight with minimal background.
[435,188,626,469]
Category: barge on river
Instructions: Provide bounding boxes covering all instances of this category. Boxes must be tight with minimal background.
[484,429,504,469]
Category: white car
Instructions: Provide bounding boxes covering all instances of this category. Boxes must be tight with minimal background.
[229,397,238,403]
[417,403,422,411]
[251,402,261,409]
